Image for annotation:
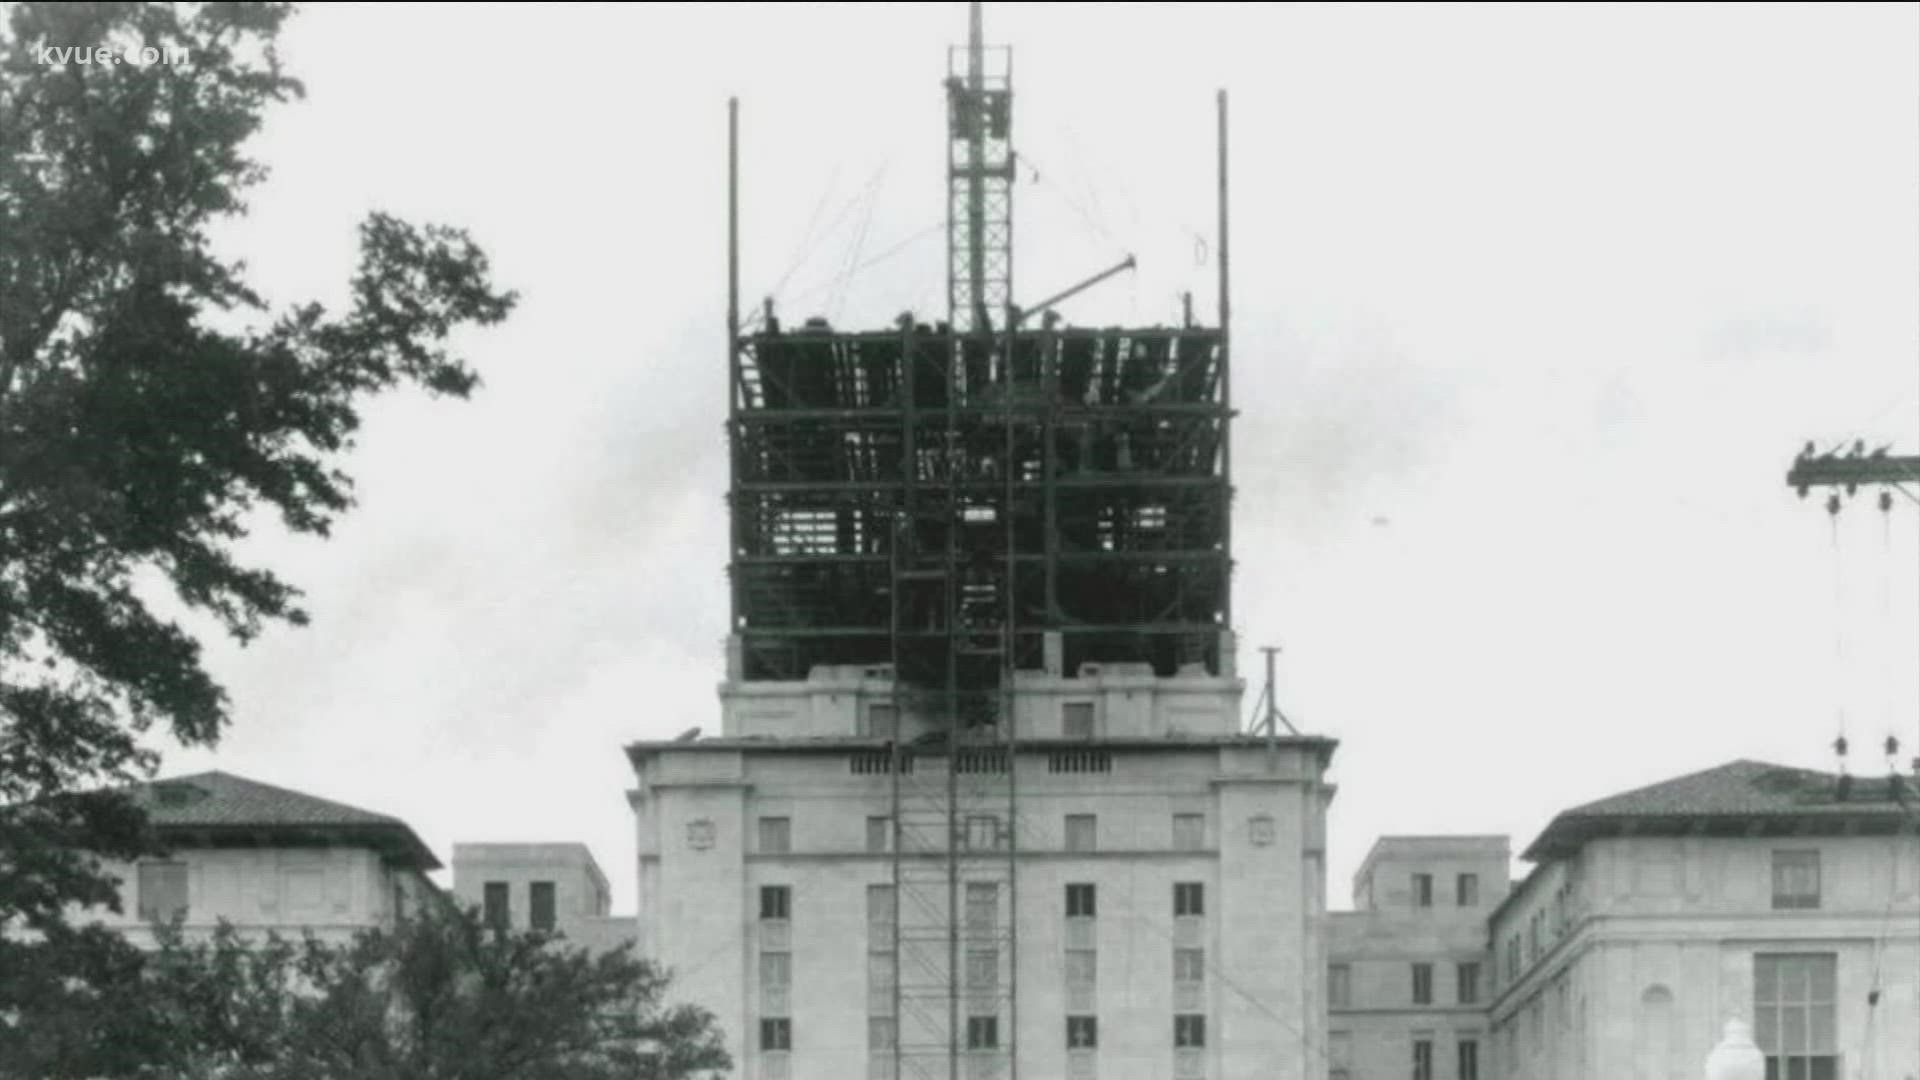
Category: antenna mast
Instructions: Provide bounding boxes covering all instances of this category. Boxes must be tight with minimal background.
[947,0,1013,335]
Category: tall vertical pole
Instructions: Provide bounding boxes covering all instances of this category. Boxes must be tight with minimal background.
[1216,89,1233,661]
[727,97,743,642]
[967,2,988,334]
[728,97,740,351]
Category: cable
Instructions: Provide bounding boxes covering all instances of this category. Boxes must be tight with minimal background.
[1830,502,1851,756]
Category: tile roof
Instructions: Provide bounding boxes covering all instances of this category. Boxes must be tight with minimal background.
[130,771,440,870]
[1522,758,1916,862]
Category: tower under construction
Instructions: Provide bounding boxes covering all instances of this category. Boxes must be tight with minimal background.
[628,8,1334,1080]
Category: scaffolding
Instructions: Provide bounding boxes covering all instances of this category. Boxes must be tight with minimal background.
[723,7,1232,1078]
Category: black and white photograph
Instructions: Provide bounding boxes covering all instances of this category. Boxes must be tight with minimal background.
[1,4,1916,1079]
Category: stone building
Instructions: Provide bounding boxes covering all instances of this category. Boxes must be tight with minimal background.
[451,841,635,955]
[1486,759,1919,1080]
[72,770,441,947]
[1328,836,1509,1080]
[627,661,1337,1080]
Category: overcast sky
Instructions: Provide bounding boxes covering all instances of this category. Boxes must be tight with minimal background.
[155,2,1920,913]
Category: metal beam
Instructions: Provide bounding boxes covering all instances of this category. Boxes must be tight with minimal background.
[1787,445,1920,494]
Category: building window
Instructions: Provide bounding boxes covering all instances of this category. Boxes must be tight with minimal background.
[1174,948,1205,984]
[1412,962,1434,1005]
[867,884,895,947]
[761,951,792,991]
[1067,1015,1098,1049]
[1771,851,1822,911]
[966,882,998,934]
[1174,882,1204,917]
[869,1017,896,1051]
[1457,961,1482,1005]
[1413,1037,1434,1080]
[1328,964,1352,1008]
[759,816,792,854]
[1506,935,1520,981]
[1458,1038,1480,1080]
[1063,701,1095,739]
[482,881,510,930]
[759,1018,791,1051]
[1457,873,1479,906]
[1414,873,1434,908]
[966,815,1001,851]
[867,816,890,853]
[862,702,898,738]
[1172,813,1205,851]
[1755,954,1837,1080]
[136,861,189,924]
[1066,949,1097,994]
[760,885,790,921]
[1528,911,1541,961]
[1065,813,1097,852]
[966,949,998,993]
[530,881,556,932]
[967,1016,999,1049]
[1066,883,1096,918]
[1174,1014,1206,1048]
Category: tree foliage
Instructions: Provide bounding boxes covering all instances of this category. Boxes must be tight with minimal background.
[0,904,731,1080]
[0,0,517,932]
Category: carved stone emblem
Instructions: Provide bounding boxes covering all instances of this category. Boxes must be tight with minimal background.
[1249,815,1276,847]
[687,819,716,851]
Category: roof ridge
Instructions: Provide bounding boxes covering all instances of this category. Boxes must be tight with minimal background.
[142,770,405,825]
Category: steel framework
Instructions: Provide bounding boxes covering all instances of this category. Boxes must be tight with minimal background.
[722,9,1233,1079]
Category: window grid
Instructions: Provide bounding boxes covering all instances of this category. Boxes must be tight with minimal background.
[1771,851,1822,911]
[1174,882,1204,917]
[1754,953,1838,1080]
[1412,962,1433,1006]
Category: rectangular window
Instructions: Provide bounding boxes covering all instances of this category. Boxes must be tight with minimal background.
[869,1017,896,1051]
[868,952,897,999]
[966,882,998,934]
[1529,911,1541,961]
[1414,873,1434,908]
[137,861,189,924]
[966,949,998,992]
[1066,1015,1098,1049]
[1172,813,1206,851]
[1457,961,1482,1005]
[482,881,510,930]
[759,816,792,854]
[1065,949,1097,989]
[967,1016,999,1049]
[1754,954,1838,1080]
[1457,873,1480,906]
[1412,962,1433,1005]
[1772,851,1822,910]
[866,816,890,853]
[862,702,897,738]
[1174,948,1205,983]
[761,951,792,989]
[1065,814,1097,852]
[867,884,895,947]
[1063,702,1095,739]
[1458,1038,1480,1080]
[1174,882,1204,917]
[1066,883,1096,918]
[966,815,1000,851]
[1413,1037,1433,1080]
[530,881,556,931]
[1506,935,1520,980]
[1328,963,1352,1008]
[760,885,790,921]
[759,1018,791,1051]
[1174,1014,1206,1048]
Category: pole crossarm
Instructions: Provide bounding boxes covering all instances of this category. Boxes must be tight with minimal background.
[1786,444,1920,496]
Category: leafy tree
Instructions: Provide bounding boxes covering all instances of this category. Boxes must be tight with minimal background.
[3,906,732,1080]
[0,0,516,936]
